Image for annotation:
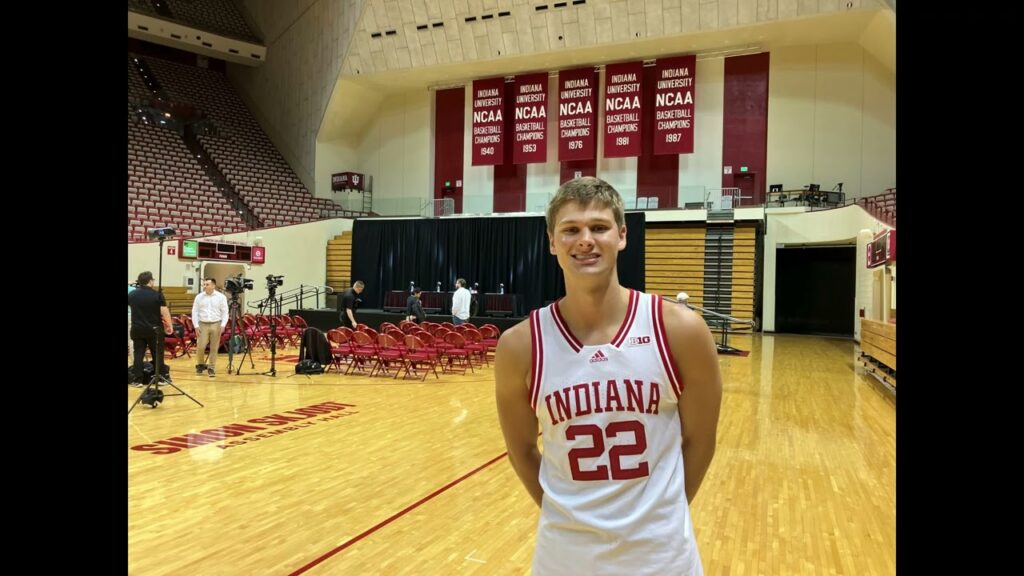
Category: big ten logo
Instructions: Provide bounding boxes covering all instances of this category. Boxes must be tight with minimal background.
[627,336,651,346]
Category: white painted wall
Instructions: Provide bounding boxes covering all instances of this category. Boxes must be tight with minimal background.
[128,219,354,310]
[762,205,893,339]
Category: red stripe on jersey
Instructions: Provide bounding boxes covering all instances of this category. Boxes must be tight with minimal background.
[611,289,639,347]
[550,300,582,353]
[529,309,544,411]
[652,294,683,398]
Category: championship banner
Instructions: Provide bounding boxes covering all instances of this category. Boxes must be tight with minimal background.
[603,61,643,158]
[558,67,597,162]
[512,73,548,164]
[653,55,696,155]
[471,77,505,166]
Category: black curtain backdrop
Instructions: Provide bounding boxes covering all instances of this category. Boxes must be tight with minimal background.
[775,246,855,336]
[351,212,646,315]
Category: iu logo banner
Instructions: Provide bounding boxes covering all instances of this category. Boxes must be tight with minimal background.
[331,172,364,191]
[653,55,696,155]
[472,77,505,166]
[558,67,598,162]
[603,61,643,158]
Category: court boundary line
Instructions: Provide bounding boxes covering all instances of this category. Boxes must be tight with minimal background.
[286,451,509,575]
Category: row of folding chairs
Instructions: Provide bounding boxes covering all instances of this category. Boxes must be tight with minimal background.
[325,322,501,381]
[377,320,500,366]
[164,313,311,359]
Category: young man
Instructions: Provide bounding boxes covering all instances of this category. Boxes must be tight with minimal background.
[495,177,723,575]
[191,277,229,377]
[338,280,365,329]
[451,278,471,325]
[406,287,426,323]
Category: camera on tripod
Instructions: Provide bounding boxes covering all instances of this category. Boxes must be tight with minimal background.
[266,274,284,289]
[146,226,176,240]
[225,274,254,294]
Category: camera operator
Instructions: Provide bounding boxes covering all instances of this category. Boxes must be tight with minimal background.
[127,271,174,387]
[192,277,229,377]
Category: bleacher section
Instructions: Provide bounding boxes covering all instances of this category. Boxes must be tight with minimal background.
[860,318,896,387]
[858,188,896,227]
[143,56,346,227]
[161,0,261,44]
[128,56,150,100]
[127,0,157,18]
[645,224,706,306]
[161,286,195,316]
[326,232,353,298]
[128,118,247,241]
[644,222,757,331]
[728,223,758,326]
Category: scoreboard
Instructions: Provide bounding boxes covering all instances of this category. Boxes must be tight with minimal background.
[866,230,895,268]
[177,239,266,264]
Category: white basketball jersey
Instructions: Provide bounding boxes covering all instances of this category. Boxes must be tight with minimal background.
[528,290,703,575]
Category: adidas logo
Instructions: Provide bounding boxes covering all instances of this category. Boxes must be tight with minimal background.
[589,350,609,363]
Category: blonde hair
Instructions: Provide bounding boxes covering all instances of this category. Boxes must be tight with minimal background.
[545,177,625,233]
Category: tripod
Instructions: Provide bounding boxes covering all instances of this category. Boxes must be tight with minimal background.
[226,292,254,375]
[129,231,204,415]
[261,286,282,376]
[232,286,280,377]
[128,326,204,415]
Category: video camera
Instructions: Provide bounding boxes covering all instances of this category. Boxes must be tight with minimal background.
[266,274,284,289]
[146,226,176,240]
[225,274,254,293]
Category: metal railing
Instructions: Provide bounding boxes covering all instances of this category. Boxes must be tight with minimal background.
[248,284,335,311]
[422,198,455,217]
[705,187,742,210]
[661,295,755,354]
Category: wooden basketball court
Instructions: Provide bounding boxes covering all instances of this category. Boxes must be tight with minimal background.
[128,332,895,575]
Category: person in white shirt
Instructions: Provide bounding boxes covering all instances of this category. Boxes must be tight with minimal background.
[191,277,229,377]
[451,278,471,326]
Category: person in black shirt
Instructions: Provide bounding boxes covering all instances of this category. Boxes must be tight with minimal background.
[127,271,174,386]
[338,280,365,329]
[406,287,425,323]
